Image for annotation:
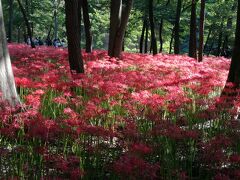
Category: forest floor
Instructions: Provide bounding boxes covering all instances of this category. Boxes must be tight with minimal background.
[1,44,239,179]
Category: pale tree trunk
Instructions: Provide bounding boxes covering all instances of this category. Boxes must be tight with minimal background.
[0,0,20,106]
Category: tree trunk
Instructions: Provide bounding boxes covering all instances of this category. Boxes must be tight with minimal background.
[207,39,214,56]
[221,14,233,57]
[25,0,29,15]
[218,0,240,118]
[0,0,20,106]
[149,0,157,55]
[189,0,197,59]
[53,0,62,40]
[159,18,163,53]
[17,26,21,43]
[47,24,52,39]
[203,26,212,53]
[8,0,13,43]
[198,0,205,62]
[54,10,58,39]
[82,0,92,53]
[17,0,35,48]
[108,0,133,58]
[169,26,174,54]
[226,0,240,85]
[108,0,122,57]
[144,20,149,53]
[65,0,84,73]
[140,17,146,53]
[216,23,223,56]
[174,0,182,54]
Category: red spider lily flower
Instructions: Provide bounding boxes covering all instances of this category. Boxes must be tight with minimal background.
[53,96,68,105]
[130,143,152,154]
[113,155,159,179]
[70,168,84,179]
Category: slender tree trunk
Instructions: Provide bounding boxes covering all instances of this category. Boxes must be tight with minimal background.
[65,0,84,73]
[221,14,233,57]
[23,29,27,43]
[54,10,58,39]
[198,0,205,62]
[31,22,34,37]
[159,18,163,53]
[189,0,197,59]
[17,27,21,43]
[53,0,61,40]
[169,26,174,54]
[221,35,228,56]
[8,0,14,43]
[140,17,146,53]
[150,41,152,53]
[149,0,157,55]
[216,23,223,56]
[174,0,182,54]
[203,26,212,53]
[82,0,92,53]
[25,0,29,15]
[144,20,149,53]
[47,24,53,39]
[17,0,35,48]
[207,39,214,56]
[0,0,20,106]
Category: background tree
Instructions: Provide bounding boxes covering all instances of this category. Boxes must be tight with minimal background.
[148,0,157,55]
[65,0,84,73]
[0,0,237,57]
[17,0,35,48]
[189,0,197,59]
[226,0,240,86]
[198,0,205,62]
[82,0,92,53]
[108,0,133,58]
[0,0,20,105]
[174,0,182,54]
[139,16,146,53]
[7,0,13,42]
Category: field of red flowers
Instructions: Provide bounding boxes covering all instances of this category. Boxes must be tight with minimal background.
[1,44,240,179]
